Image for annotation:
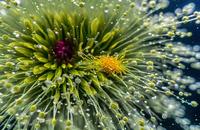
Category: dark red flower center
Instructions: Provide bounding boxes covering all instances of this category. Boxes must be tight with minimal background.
[53,40,74,64]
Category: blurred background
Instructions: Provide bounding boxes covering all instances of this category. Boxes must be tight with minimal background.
[163,0,200,130]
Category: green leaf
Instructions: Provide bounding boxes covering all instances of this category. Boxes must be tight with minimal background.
[101,31,115,43]
[47,28,56,42]
[97,72,107,82]
[14,47,33,57]
[73,87,80,98]
[68,78,75,94]
[24,76,36,83]
[50,63,57,70]
[78,42,84,52]
[70,70,81,76]
[70,70,85,77]
[19,59,34,65]
[54,67,62,80]
[86,38,95,50]
[90,87,97,95]
[47,72,54,80]
[81,79,95,95]
[34,23,49,40]
[9,42,35,50]
[54,89,60,104]
[18,64,30,71]
[21,34,34,42]
[38,73,48,81]
[91,17,99,35]
[80,20,85,42]
[67,15,75,27]
[39,44,49,53]
[33,65,47,75]
[91,76,101,89]
[34,52,48,63]
[23,19,33,30]
[44,62,52,68]
[32,34,49,46]
[17,58,34,70]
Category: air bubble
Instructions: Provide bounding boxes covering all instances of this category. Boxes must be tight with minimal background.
[75,77,81,84]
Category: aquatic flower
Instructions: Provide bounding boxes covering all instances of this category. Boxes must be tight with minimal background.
[0,0,199,130]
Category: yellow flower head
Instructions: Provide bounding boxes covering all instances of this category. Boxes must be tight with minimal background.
[97,55,124,74]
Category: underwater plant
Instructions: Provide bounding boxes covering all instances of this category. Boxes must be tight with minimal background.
[0,0,200,130]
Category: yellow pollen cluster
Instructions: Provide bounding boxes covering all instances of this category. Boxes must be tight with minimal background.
[97,56,124,74]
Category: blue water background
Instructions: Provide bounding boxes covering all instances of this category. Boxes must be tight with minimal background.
[163,0,200,130]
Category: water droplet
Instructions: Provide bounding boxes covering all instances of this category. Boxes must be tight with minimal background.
[75,77,81,84]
